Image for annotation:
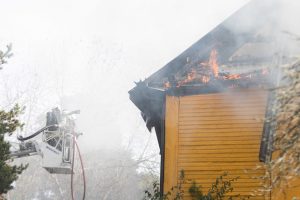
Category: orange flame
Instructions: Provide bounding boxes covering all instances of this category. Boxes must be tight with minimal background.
[225,74,241,80]
[177,69,197,87]
[209,49,218,77]
[187,69,197,81]
[202,76,210,83]
[162,48,270,89]
[164,81,171,88]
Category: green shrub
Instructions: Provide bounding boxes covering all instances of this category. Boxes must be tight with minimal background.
[143,171,247,200]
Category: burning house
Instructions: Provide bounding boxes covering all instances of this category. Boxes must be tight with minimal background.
[129,0,300,199]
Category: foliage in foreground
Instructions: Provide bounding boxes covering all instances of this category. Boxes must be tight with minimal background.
[0,105,27,195]
[0,44,13,69]
[0,45,27,197]
[143,171,246,200]
[266,61,300,191]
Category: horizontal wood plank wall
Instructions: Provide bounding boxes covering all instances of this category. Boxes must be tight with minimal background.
[164,96,179,194]
[165,89,269,199]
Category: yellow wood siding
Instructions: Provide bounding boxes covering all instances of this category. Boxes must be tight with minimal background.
[164,96,179,194]
[164,89,269,199]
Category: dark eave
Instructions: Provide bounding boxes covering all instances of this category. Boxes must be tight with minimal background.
[129,81,165,151]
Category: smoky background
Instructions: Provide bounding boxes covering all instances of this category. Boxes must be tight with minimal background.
[0,0,299,199]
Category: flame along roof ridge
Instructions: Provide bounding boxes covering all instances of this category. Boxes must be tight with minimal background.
[143,0,279,87]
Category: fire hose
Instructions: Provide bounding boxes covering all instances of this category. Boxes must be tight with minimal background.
[71,136,86,200]
[17,125,58,141]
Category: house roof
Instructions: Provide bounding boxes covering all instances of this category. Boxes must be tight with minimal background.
[129,0,280,149]
[144,0,279,88]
